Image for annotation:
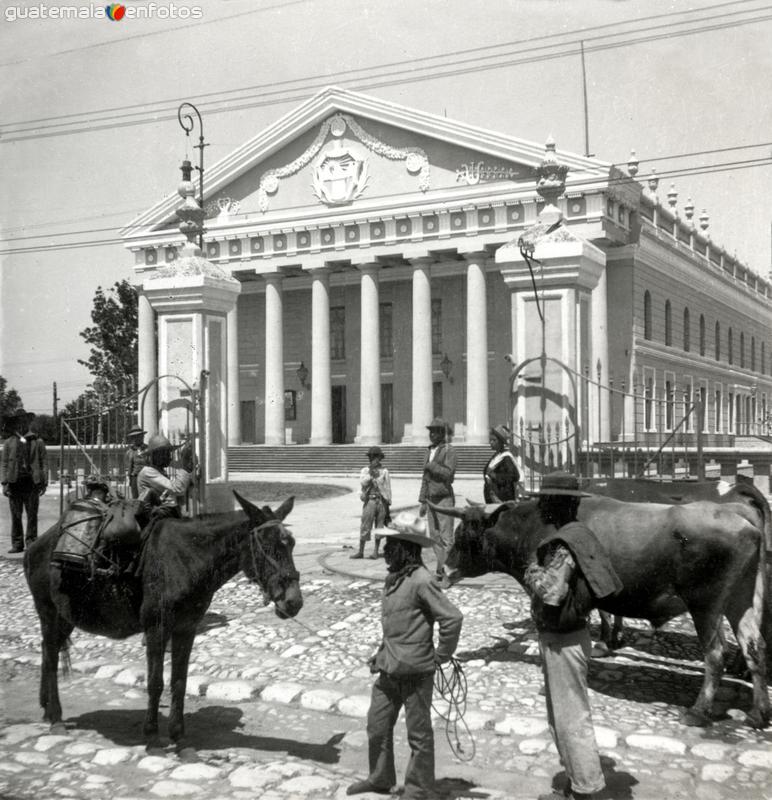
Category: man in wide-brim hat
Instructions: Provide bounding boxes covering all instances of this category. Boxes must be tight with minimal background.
[1,407,47,554]
[136,433,195,518]
[524,472,623,800]
[347,511,463,798]
[418,417,458,582]
[125,425,148,499]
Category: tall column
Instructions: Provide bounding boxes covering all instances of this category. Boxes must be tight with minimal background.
[465,252,490,443]
[137,290,158,437]
[410,258,434,445]
[358,263,382,444]
[264,273,285,445]
[226,303,240,446]
[310,268,332,445]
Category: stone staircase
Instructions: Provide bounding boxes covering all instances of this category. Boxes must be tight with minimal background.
[228,444,492,476]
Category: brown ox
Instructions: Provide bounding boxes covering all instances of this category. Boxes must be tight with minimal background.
[435,492,770,728]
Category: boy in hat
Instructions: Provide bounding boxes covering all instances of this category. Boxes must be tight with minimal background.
[418,417,457,580]
[125,425,147,499]
[348,512,463,799]
[352,445,392,560]
[1,409,47,553]
[136,433,195,518]
[524,471,623,800]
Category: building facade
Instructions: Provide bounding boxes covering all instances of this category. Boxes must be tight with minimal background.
[124,88,772,481]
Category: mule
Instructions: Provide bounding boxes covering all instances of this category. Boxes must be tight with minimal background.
[24,491,303,746]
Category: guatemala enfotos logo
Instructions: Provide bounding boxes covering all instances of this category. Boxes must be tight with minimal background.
[105,3,125,20]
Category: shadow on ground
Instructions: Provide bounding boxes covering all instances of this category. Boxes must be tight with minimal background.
[71,705,346,763]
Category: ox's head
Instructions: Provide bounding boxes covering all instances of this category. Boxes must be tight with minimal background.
[429,501,518,585]
[233,491,303,619]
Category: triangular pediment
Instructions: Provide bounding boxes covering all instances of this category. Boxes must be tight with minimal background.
[123,87,611,240]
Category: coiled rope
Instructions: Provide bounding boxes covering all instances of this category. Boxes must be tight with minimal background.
[432,656,475,761]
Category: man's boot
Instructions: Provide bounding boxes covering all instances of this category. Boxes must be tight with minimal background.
[350,542,365,559]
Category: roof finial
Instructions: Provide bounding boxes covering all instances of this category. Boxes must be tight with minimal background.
[176,159,205,256]
[647,169,659,197]
[627,149,639,178]
[699,209,710,232]
[667,183,678,211]
[684,197,695,225]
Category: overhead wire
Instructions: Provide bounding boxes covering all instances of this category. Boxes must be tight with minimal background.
[2,3,770,141]
[0,0,760,129]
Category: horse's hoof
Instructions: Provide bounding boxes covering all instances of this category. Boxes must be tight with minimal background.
[177,746,198,762]
[49,722,67,735]
[682,709,711,727]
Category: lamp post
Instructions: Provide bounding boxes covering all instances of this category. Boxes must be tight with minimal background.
[94,377,106,447]
[177,102,208,251]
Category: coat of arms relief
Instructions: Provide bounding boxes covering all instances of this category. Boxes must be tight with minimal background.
[256,114,430,212]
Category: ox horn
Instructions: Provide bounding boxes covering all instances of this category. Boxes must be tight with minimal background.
[426,500,467,519]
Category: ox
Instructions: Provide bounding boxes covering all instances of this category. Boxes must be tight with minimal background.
[434,491,770,728]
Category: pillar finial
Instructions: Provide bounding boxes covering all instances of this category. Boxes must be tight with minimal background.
[535,135,569,226]
[684,196,695,225]
[667,182,678,211]
[176,159,205,256]
[699,209,710,232]
[647,169,659,197]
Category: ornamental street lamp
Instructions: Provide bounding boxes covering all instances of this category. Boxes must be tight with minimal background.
[177,102,208,251]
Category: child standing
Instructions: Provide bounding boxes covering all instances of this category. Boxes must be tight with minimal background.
[351,446,392,559]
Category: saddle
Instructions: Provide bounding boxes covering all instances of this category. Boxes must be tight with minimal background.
[52,497,147,577]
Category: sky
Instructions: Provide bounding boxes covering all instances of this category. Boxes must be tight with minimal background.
[1,0,771,413]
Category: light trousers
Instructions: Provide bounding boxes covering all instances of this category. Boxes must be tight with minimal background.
[539,626,605,796]
[426,496,454,572]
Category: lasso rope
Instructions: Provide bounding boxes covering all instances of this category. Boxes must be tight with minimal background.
[432,656,475,761]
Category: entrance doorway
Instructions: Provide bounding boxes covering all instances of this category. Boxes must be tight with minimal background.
[381,383,394,443]
[332,385,347,443]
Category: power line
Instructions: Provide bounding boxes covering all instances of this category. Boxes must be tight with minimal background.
[1,0,757,130]
[0,0,312,67]
[2,3,769,142]
[2,157,770,257]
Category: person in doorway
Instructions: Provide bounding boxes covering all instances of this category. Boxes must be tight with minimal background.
[524,471,623,800]
[483,424,521,503]
[136,434,195,519]
[351,446,392,560]
[347,512,463,799]
[125,425,147,499]
[1,409,47,553]
[418,418,457,580]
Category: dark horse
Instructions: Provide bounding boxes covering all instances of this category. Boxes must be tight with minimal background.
[24,491,303,746]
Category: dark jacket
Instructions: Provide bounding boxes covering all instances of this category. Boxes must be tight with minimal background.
[373,565,463,676]
[1,433,48,488]
[483,450,520,503]
[532,521,622,633]
[418,442,457,503]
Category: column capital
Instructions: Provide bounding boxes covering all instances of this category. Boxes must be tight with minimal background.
[460,250,489,264]
[263,271,283,286]
[355,261,382,274]
[409,256,435,269]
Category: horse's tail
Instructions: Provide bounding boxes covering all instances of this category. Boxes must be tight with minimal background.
[60,637,72,678]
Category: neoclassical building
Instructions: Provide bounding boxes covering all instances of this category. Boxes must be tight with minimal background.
[124,87,772,481]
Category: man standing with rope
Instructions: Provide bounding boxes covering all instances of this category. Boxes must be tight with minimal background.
[348,512,463,799]
[525,472,623,800]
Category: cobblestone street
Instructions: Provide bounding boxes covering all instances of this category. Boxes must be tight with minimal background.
[1,477,772,799]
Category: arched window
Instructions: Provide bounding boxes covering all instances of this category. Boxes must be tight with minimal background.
[699,314,706,356]
[715,322,721,361]
[739,332,745,368]
[665,300,672,346]
[761,341,765,375]
[751,337,756,372]
[728,328,733,365]
[643,291,652,340]
[683,307,690,351]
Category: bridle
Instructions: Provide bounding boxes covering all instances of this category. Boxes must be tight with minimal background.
[246,519,300,605]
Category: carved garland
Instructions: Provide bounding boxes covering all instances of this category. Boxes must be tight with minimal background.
[256,114,430,212]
